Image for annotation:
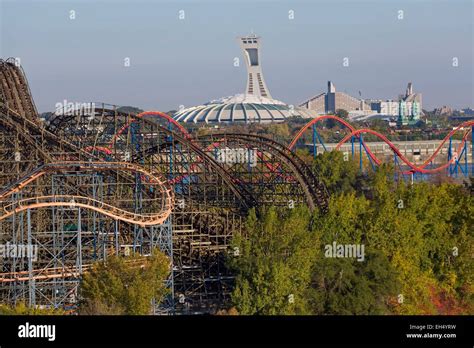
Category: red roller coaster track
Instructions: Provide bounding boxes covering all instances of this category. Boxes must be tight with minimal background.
[83,111,472,192]
[84,110,195,184]
[289,115,357,150]
[289,115,473,175]
[109,110,192,151]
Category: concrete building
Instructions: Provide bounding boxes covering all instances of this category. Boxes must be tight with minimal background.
[173,34,314,124]
[299,81,370,115]
[461,108,474,115]
[369,97,421,120]
[433,106,453,115]
[396,82,422,125]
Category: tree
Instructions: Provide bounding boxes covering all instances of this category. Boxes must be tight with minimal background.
[335,109,349,120]
[267,123,290,139]
[0,302,64,315]
[308,251,400,314]
[325,117,337,129]
[229,167,473,315]
[229,207,318,314]
[79,250,170,315]
[361,169,474,314]
[117,106,144,114]
[307,190,400,314]
[312,151,361,194]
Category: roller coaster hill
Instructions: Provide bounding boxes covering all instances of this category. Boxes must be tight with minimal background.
[0,58,472,314]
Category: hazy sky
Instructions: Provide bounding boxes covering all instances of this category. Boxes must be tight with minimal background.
[1,0,472,112]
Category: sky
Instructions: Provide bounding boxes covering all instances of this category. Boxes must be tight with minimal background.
[0,0,472,113]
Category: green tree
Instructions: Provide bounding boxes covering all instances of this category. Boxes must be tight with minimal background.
[308,251,400,314]
[0,302,64,315]
[309,190,400,314]
[228,159,473,315]
[267,123,290,139]
[312,151,361,194]
[362,169,473,314]
[229,207,318,314]
[335,109,349,120]
[79,250,170,315]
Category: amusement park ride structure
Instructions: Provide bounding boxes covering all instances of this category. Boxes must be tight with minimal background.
[0,58,472,314]
[289,115,474,179]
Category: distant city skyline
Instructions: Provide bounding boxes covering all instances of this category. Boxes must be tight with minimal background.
[0,0,472,113]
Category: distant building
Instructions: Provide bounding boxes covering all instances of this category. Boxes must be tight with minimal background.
[299,81,422,125]
[357,83,422,124]
[461,108,474,116]
[450,107,474,121]
[433,106,453,115]
[299,81,370,115]
[395,82,422,125]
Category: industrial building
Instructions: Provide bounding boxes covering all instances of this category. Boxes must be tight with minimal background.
[299,81,370,115]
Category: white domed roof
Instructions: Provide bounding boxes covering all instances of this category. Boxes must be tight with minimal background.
[209,94,286,105]
[173,94,310,124]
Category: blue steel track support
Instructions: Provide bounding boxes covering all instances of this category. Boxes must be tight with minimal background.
[361,141,376,172]
[448,137,453,176]
[27,208,35,307]
[312,124,317,158]
[465,140,468,176]
[311,124,326,158]
[351,135,355,159]
[77,208,82,272]
[53,174,103,309]
[137,121,175,315]
[131,122,144,253]
[152,216,174,315]
[453,141,468,177]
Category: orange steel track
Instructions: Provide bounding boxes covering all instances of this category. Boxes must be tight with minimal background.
[0,161,174,227]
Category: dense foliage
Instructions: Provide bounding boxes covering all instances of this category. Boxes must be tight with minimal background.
[0,302,64,315]
[229,152,473,315]
[79,250,170,315]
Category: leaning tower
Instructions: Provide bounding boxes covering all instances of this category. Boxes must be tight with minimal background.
[238,34,272,99]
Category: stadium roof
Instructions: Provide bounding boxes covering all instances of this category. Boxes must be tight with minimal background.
[173,94,314,123]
